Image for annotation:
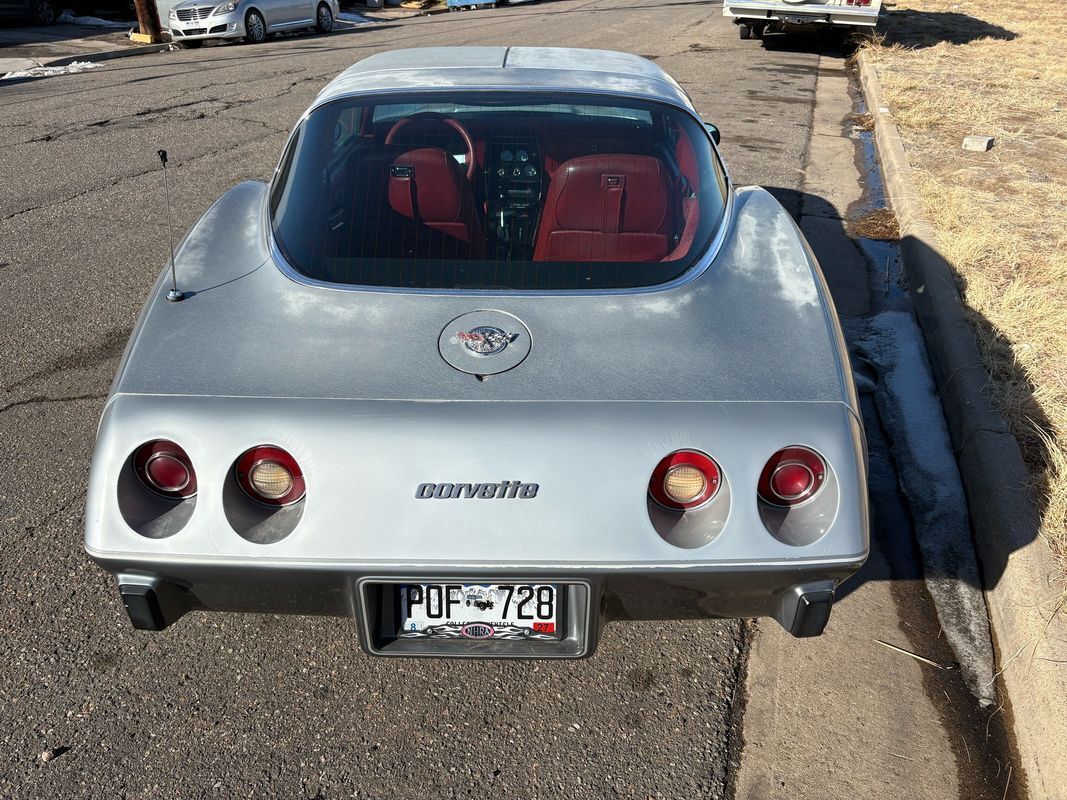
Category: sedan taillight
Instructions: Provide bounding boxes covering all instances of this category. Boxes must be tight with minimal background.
[134,440,197,499]
[758,446,827,507]
[649,450,722,511]
[235,445,305,506]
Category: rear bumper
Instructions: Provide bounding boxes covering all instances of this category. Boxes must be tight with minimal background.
[723,2,880,26]
[101,557,861,655]
[87,395,868,655]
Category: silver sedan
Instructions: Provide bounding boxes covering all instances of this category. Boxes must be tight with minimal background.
[166,0,339,47]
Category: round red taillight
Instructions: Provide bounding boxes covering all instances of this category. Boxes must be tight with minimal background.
[134,440,197,499]
[649,450,721,511]
[235,445,305,506]
[758,447,827,507]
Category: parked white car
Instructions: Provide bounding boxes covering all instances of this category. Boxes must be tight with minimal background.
[167,0,339,47]
[723,0,881,39]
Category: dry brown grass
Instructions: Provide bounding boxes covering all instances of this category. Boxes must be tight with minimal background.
[847,111,875,132]
[862,0,1067,575]
[852,207,900,240]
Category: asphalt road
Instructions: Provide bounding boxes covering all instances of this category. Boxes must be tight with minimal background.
[0,2,831,796]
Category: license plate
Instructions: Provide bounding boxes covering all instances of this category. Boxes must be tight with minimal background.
[398,583,559,641]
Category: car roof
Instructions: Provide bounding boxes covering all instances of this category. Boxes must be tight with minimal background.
[310,47,695,113]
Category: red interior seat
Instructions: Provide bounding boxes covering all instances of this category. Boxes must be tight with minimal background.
[388,148,483,256]
[533,154,675,262]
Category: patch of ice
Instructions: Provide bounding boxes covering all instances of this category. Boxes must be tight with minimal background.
[336,12,379,23]
[56,10,135,28]
[859,310,997,706]
[2,60,100,80]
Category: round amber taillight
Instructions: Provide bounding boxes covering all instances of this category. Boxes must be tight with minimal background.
[235,445,305,506]
[649,450,722,511]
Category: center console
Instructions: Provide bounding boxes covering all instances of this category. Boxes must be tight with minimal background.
[485,135,544,260]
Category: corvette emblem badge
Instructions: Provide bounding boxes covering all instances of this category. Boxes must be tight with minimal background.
[455,326,518,356]
[439,311,531,376]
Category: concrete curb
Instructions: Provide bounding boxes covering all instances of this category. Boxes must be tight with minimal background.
[857,51,1067,800]
[44,42,172,69]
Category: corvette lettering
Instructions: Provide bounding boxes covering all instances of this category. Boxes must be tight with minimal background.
[415,481,539,499]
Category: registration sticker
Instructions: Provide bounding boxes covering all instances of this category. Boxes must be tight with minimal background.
[398,583,560,641]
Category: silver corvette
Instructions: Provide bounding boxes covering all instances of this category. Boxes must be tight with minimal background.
[85,47,869,658]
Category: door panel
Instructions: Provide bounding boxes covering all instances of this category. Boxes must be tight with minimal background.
[267,0,312,27]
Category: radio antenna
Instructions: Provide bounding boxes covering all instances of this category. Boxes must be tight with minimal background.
[158,149,183,302]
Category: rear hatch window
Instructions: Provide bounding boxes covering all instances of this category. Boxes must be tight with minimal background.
[270,91,727,291]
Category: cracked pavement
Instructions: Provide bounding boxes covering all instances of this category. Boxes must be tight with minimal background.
[0,1,827,796]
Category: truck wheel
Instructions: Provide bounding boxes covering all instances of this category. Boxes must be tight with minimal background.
[738,23,751,40]
[753,22,766,39]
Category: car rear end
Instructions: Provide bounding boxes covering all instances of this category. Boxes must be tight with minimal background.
[85,184,869,658]
[723,0,882,37]
[87,392,867,657]
[85,63,868,657]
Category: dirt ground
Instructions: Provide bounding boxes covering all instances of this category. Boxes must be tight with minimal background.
[863,0,1067,578]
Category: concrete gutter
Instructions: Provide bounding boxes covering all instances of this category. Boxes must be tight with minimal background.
[736,55,1015,799]
[857,50,1067,800]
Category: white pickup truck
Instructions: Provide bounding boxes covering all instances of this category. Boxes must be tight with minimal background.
[723,0,882,39]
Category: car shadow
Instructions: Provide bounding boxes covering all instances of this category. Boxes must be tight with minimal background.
[757,28,857,57]
[874,5,1016,47]
[765,186,1048,600]
[749,4,1016,53]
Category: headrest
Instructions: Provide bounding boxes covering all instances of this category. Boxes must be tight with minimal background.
[389,147,464,223]
[549,154,671,234]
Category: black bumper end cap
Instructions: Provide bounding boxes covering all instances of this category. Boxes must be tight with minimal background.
[790,588,834,637]
[775,581,836,638]
[118,578,190,631]
[120,583,167,631]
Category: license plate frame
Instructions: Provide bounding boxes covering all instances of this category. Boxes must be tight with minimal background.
[356,578,596,658]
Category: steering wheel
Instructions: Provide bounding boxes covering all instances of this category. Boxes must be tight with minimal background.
[385,113,477,181]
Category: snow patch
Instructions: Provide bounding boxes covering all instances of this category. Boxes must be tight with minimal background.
[57,10,135,28]
[2,60,101,80]
[859,310,997,706]
[336,12,380,24]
